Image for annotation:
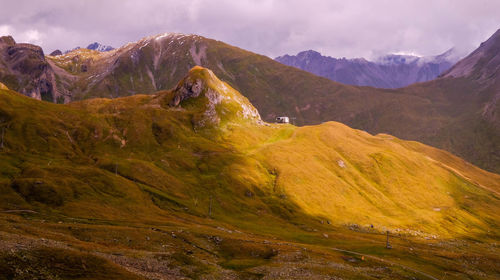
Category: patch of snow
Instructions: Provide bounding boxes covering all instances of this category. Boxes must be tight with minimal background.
[138,41,150,50]
[220,83,228,93]
[155,33,171,41]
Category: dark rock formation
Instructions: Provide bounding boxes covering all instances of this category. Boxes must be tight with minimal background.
[49,50,62,56]
[0,36,68,102]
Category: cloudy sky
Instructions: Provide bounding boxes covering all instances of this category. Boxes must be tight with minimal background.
[0,0,499,59]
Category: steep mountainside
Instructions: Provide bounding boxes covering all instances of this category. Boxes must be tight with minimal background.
[275,49,457,88]
[0,67,499,278]
[1,30,499,173]
[443,29,500,81]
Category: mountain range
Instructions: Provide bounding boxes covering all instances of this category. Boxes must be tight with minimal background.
[1,65,499,278]
[0,30,499,175]
[275,49,459,88]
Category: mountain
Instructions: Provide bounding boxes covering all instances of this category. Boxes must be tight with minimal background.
[440,29,500,131]
[1,67,499,278]
[1,30,499,173]
[275,48,458,88]
[442,29,500,82]
[0,36,69,103]
[86,42,114,52]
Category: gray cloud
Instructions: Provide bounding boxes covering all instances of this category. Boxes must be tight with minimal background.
[0,0,499,59]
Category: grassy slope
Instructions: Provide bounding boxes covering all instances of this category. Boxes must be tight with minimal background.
[0,67,499,279]
[45,34,500,174]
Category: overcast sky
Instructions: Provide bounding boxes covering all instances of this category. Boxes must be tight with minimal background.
[0,0,499,60]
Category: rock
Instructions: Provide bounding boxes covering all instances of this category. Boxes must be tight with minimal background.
[245,190,253,197]
[0,38,69,102]
[50,50,62,56]
[209,236,223,244]
[168,66,262,129]
[169,78,203,107]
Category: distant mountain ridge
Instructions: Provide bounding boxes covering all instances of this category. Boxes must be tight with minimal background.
[62,42,114,54]
[275,49,459,88]
[86,42,114,52]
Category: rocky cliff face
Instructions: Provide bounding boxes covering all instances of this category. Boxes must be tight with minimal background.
[275,49,458,88]
[0,36,69,102]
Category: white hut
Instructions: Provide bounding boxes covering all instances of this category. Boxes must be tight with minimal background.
[276,116,290,124]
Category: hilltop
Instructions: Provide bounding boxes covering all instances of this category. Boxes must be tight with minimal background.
[0,67,499,278]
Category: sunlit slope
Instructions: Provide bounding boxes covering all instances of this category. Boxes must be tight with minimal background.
[0,66,498,241]
[245,123,500,237]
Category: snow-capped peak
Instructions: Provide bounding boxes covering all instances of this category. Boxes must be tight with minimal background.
[86,42,114,52]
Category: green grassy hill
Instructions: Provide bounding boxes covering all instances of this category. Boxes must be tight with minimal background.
[1,67,499,279]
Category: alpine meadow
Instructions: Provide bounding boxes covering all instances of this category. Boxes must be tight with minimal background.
[0,1,499,279]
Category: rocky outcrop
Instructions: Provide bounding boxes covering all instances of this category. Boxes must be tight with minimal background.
[169,77,203,107]
[49,50,62,56]
[168,66,261,129]
[0,36,69,102]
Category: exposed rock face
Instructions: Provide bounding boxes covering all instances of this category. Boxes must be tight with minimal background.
[169,77,203,107]
[0,36,68,102]
[169,66,261,129]
[49,50,62,56]
[0,82,8,90]
[275,49,458,88]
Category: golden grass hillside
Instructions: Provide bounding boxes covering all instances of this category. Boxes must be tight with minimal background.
[0,66,499,279]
